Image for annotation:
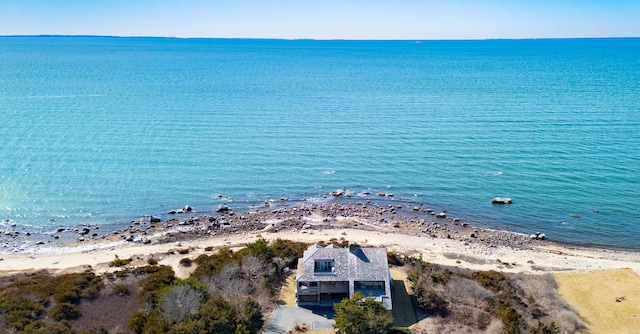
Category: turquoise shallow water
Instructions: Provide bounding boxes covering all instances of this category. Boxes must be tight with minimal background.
[1,37,639,249]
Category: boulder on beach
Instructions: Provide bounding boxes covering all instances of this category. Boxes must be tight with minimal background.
[331,188,346,197]
[530,232,546,240]
[492,197,512,204]
[216,204,230,213]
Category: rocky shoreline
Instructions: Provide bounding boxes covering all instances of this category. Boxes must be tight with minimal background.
[2,199,550,255]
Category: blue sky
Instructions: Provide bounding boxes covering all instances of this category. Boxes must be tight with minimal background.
[1,0,639,39]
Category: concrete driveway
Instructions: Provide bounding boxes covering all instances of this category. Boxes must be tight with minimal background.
[264,305,335,334]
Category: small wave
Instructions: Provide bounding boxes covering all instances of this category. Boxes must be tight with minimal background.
[1,94,106,100]
[487,171,504,176]
[322,170,336,175]
[303,196,333,204]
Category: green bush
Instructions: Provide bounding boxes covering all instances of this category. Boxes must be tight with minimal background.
[53,272,104,304]
[191,248,236,278]
[23,319,73,334]
[387,251,404,266]
[137,265,177,304]
[179,258,193,267]
[269,239,308,267]
[0,271,102,331]
[128,312,148,334]
[109,255,132,267]
[1,299,45,331]
[260,277,274,295]
[49,302,80,321]
[84,327,110,334]
[113,284,130,296]
[147,258,158,265]
[471,270,508,292]
[240,238,273,260]
[333,292,393,334]
[239,298,264,333]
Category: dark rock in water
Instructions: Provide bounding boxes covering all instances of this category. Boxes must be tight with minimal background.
[331,188,346,197]
[168,210,177,214]
[492,197,512,204]
[150,215,161,223]
[216,204,230,213]
[436,212,446,219]
[183,205,193,212]
[530,232,546,240]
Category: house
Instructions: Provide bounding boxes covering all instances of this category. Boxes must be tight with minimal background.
[295,243,392,310]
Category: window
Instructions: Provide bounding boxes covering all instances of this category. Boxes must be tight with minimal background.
[314,259,335,273]
[355,281,384,290]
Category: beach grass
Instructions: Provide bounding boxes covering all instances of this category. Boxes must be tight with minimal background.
[555,268,640,334]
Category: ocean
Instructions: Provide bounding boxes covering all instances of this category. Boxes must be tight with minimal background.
[1,37,639,249]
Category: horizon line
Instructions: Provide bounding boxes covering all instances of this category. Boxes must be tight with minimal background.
[1,34,639,42]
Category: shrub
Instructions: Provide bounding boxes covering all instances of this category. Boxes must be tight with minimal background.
[471,270,508,292]
[85,327,109,334]
[260,277,274,296]
[136,265,177,304]
[269,239,308,267]
[241,238,273,260]
[147,258,158,265]
[113,284,130,296]
[23,320,73,334]
[387,251,404,266]
[180,258,193,267]
[49,302,80,321]
[128,312,148,334]
[109,255,132,267]
[205,246,215,251]
[333,292,393,334]
[53,272,104,304]
[160,284,204,323]
[416,285,448,316]
[239,298,264,333]
[191,248,235,278]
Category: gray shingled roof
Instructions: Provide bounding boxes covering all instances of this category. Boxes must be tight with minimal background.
[297,245,389,282]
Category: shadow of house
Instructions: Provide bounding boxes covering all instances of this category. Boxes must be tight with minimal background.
[295,244,392,310]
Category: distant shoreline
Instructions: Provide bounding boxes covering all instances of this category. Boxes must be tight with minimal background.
[1,35,639,41]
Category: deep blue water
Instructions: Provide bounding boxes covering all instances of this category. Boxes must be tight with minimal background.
[1,37,639,249]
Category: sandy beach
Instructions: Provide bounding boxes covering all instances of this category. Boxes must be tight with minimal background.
[2,202,639,276]
[2,202,640,332]
[2,226,640,277]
